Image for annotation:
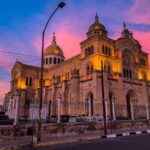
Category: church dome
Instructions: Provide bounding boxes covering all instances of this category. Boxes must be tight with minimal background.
[44,33,64,57]
[87,14,107,38]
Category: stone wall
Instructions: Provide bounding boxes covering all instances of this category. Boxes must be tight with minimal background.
[0,120,150,137]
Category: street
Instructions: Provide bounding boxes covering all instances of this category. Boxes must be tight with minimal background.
[36,134,150,150]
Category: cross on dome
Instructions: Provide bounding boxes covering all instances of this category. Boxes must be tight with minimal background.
[52,32,57,45]
[95,13,99,23]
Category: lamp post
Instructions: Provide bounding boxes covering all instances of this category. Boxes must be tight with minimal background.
[101,61,107,136]
[13,90,20,126]
[37,1,66,143]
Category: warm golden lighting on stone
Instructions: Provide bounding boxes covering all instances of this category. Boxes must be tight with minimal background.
[147,71,150,81]
[90,54,121,74]
[61,74,66,81]
[17,79,26,89]
[35,79,40,88]
[90,55,101,71]
[137,69,150,80]
[112,62,121,73]
[138,71,143,80]
[45,79,51,86]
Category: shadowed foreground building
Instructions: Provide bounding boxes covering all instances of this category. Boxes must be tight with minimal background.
[5,15,150,122]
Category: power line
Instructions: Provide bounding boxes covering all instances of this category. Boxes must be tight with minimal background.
[0,50,40,58]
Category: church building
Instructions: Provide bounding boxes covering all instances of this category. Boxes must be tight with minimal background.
[5,14,150,123]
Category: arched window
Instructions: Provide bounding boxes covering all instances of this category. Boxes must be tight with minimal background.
[102,45,112,56]
[109,92,116,120]
[57,58,60,64]
[141,71,147,80]
[46,58,48,64]
[108,48,112,56]
[123,68,132,79]
[49,57,52,64]
[86,64,93,75]
[86,65,90,74]
[85,92,94,116]
[140,58,146,66]
[53,57,57,64]
[103,61,111,73]
[25,77,32,86]
[65,72,70,80]
[102,45,105,54]
[29,77,32,86]
[126,90,137,119]
[85,46,94,56]
[25,77,28,86]
[48,101,52,117]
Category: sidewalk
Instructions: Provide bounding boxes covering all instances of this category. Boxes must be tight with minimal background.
[0,128,150,150]
[35,127,150,148]
[36,131,102,148]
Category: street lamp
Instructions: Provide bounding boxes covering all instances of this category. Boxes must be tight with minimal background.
[37,1,66,143]
[101,61,107,136]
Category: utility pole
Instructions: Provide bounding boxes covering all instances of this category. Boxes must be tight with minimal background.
[101,61,107,136]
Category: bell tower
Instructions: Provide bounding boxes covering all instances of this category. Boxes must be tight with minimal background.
[80,14,108,58]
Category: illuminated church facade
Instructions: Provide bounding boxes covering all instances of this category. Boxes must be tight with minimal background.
[5,15,150,122]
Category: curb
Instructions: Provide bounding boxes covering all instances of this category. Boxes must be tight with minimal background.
[3,129,150,149]
[101,129,150,139]
[35,129,150,148]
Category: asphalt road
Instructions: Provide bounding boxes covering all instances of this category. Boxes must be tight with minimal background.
[36,134,150,150]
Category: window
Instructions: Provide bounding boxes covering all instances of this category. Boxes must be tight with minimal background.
[56,75,61,83]
[25,77,28,86]
[25,77,32,86]
[57,58,60,64]
[67,72,70,80]
[46,58,48,64]
[65,72,70,80]
[29,77,32,86]
[123,68,132,79]
[102,45,112,56]
[140,58,146,66]
[85,46,94,56]
[54,57,57,64]
[86,64,93,74]
[49,57,52,64]
[86,65,90,74]
[102,45,105,54]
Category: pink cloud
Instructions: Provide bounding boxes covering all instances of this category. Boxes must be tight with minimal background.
[133,30,150,53]
[0,80,9,105]
[126,0,150,24]
[0,47,14,71]
[56,27,83,58]
[132,30,150,65]
[33,25,83,59]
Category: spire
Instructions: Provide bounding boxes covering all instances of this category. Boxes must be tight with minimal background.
[95,13,99,23]
[86,13,107,38]
[121,22,133,39]
[52,32,57,45]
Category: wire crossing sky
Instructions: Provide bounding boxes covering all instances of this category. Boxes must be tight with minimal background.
[0,0,150,104]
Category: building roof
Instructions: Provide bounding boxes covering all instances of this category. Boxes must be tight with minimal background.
[44,33,64,58]
[87,14,107,38]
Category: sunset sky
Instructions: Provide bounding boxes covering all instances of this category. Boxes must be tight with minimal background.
[0,0,150,104]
